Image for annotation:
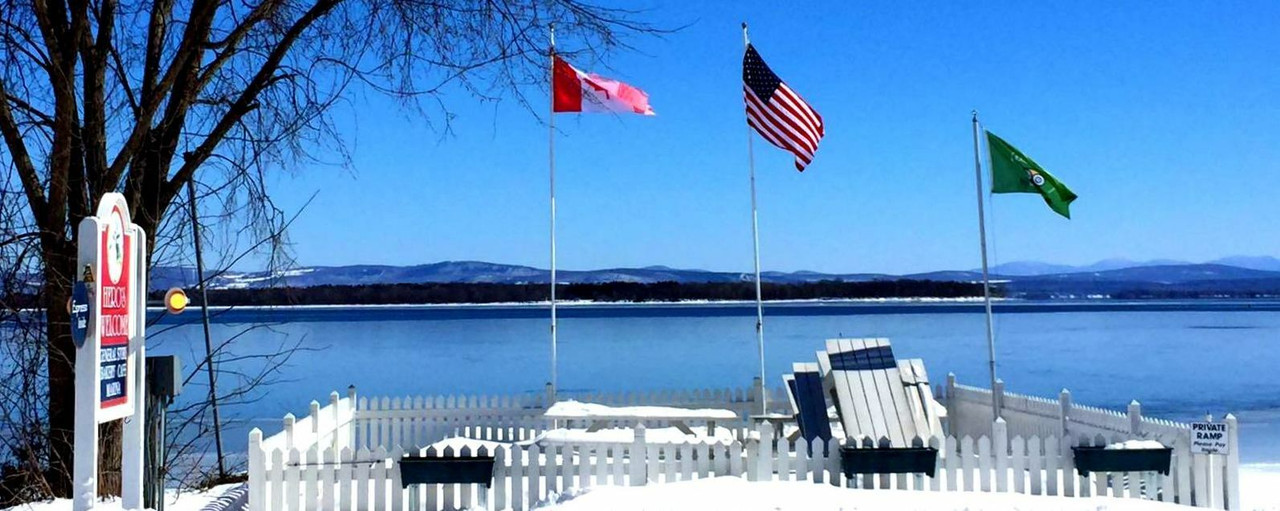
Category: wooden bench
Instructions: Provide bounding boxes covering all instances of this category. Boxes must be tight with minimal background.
[821,338,942,475]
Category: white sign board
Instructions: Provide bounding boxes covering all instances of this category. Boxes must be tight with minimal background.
[74,193,147,511]
[1191,421,1229,455]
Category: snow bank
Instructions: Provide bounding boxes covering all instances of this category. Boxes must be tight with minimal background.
[3,483,244,511]
[545,400,738,420]
[532,476,1185,510]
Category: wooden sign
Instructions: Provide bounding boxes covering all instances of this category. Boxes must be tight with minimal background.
[74,193,147,511]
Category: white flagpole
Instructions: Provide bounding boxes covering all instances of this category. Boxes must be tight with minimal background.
[970,110,1000,421]
[549,23,559,397]
[742,23,767,415]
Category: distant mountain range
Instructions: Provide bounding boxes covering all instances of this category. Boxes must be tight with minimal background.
[984,256,1280,275]
[148,256,1280,298]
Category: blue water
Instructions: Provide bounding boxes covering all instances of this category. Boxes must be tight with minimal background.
[144,301,1280,462]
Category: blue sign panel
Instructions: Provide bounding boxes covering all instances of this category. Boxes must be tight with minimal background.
[99,343,128,407]
[70,281,90,348]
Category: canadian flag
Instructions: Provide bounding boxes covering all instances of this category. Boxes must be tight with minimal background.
[552,55,655,116]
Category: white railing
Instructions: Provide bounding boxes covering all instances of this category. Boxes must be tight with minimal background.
[941,375,1241,509]
[246,382,1241,510]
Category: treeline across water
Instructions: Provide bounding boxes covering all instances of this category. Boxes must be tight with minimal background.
[167,279,992,306]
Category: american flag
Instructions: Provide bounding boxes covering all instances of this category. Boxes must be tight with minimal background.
[743,43,825,171]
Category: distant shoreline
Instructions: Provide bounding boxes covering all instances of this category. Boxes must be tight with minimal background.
[145,295,1001,311]
[140,297,1280,325]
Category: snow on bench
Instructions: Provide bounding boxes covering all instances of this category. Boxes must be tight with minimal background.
[537,426,736,445]
[545,400,738,436]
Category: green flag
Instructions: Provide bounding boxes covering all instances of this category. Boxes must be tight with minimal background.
[986,131,1078,219]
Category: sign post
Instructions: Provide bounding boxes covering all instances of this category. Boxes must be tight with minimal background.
[74,193,147,511]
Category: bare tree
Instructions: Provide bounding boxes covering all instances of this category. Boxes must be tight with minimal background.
[0,0,656,497]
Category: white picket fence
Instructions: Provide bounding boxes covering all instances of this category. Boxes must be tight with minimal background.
[248,419,1225,511]
[248,384,781,510]
[247,382,1242,510]
[346,383,786,452]
[941,375,1241,509]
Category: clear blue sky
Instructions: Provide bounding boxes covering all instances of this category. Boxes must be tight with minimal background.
[264,0,1280,275]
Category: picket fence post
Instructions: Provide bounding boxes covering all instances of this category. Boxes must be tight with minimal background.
[756,422,775,482]
[330,391,342,452]
[945,373,957,434]
[321,448,336,511]
[1059,389,1072,440]
[993,418,1008,493]
[977,435,991,492]
[1225,414,1240,510]
[630,425,647,486]
[1128,401,1142,437]
[283,413,296,451]
[336,448,352,510]
[304,446,319,511]
[750,377,764,411]
[510,446,525,510]
[347,386,358,448]
[993,379,1005,419]
[1196,415,1212,508]
[249,428,265,511]
[494,446,509,510]
[961,436,976,492]
[284,449,300,511]
[311,400,321,439]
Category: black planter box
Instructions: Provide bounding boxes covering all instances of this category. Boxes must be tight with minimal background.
[398,455,496,487]
[840,446,938,477]
[1072,446,1172,475]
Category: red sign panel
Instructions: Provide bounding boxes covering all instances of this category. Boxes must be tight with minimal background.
[99,204,132,410]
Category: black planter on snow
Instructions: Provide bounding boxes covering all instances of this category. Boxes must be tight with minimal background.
[840,446,939,477]
[1071,446,1173,475]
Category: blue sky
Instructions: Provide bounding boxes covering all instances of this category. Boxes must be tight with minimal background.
[264,1,1280,275]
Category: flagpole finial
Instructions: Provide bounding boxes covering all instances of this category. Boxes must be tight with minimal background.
[741,22,750,46]
[549,22,556,49]
[972,109,978,121]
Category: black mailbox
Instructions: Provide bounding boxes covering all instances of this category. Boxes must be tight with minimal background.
[146,355,182,399]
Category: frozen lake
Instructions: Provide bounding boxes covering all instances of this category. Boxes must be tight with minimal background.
[145,300,1280,462]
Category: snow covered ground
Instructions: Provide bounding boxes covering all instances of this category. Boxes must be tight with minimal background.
[1240,464,1280,510]
[534,468,1280,511]
[5,465,1280,511]
[2,483,243,511]
[533,477,1185,510]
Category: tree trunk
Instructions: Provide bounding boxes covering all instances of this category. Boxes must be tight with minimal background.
[44,228,126,498]
[43,246,76,496]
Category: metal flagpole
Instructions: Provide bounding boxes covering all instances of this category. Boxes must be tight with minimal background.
[970,110,1000,421]
[186,179,225,478]
[742,23,767,415]
[548,23,559,397]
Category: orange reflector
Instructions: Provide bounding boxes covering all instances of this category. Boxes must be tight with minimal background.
[165,288,188,314]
